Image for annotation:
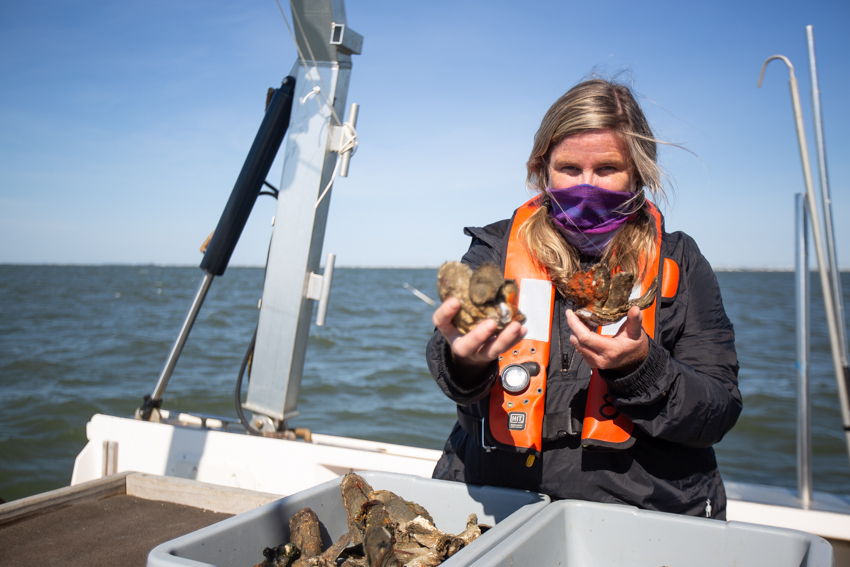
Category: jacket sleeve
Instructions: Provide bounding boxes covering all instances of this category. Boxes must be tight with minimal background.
[601,233,742,448]
[427,220,510,406]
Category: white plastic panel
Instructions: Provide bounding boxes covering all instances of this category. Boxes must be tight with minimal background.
[518,279,552,342]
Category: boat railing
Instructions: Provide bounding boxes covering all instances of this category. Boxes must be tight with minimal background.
[761,26,850,509]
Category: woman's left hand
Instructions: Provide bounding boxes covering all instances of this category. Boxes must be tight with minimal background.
[566,305,649,373]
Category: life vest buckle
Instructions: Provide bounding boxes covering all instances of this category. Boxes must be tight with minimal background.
[542,409,582,440]
[480,417,496,452]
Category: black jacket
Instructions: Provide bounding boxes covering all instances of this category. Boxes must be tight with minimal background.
[427,213,741,519]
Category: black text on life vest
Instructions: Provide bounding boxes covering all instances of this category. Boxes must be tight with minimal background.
[507,412,527,431]
[599,393,619,419]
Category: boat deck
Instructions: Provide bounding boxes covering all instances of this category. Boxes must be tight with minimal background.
[0,472,281,567]
[1,494,231,567]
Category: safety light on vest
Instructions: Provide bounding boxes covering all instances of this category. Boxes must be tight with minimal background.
[500,362,540,393]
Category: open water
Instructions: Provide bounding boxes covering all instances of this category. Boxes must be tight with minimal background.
[1,265,849,502]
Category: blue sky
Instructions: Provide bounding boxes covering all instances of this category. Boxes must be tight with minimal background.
[1,0,849,269]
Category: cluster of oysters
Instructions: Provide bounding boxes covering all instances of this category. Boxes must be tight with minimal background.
[254,473,489,567]
[436,259,657,331]
[436,262,525,334]
[565,261,657,326]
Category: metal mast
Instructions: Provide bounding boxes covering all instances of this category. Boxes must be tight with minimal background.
[243,0,363,429]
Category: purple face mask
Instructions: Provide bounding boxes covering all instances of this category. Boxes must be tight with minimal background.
[548,184,638,256]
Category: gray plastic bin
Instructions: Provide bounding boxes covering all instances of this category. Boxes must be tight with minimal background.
[469,500,833,567]
[148,471,549,567]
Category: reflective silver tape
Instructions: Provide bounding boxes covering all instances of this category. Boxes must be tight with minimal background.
[518,279,553,342]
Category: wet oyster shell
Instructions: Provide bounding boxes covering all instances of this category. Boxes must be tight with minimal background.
[565,261,657,326]
[256,473,487,567]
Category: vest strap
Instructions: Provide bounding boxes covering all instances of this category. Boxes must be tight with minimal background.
[459,407,584,444]
[579,202,664,450]
[542,409,583,440]
[487,203,552,455]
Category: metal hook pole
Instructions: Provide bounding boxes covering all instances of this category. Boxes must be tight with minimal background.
[759,54,850,469]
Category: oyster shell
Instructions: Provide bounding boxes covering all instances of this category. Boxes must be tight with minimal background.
[289,507,323,558]
[257,473,487,567]
[564,261,657,325]
[437,262,525,334]
[256,542,300,567]
[341,472,374,545]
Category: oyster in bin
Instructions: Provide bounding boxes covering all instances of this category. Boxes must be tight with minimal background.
[565,261,657,326]
[255,473,490,567]
[437,262,525,334]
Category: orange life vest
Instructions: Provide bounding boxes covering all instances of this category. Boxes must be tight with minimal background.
[487,198,678,454]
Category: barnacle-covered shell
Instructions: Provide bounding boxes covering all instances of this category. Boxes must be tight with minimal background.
[437,262,525,334]
[261,473,487,567]
[341,473,374,545]
[565,261,657,325]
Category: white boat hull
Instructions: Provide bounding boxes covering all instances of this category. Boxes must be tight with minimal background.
[72,414,440,497]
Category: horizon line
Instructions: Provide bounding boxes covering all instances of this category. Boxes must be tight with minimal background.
[3,262,849,272]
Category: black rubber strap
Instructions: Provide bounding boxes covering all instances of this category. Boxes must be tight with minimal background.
[542,409,582,440]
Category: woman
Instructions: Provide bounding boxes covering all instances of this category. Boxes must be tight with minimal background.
[427,79,741,519]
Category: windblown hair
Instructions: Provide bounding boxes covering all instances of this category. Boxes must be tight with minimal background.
[520,78,665,296]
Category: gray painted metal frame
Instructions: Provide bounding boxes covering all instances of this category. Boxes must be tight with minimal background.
[244,1,360,422]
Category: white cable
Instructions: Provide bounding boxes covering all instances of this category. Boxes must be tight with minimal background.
[315,123,358,209]
[315,160,341,210]
[341,122,359,156]
[300,85,321,104]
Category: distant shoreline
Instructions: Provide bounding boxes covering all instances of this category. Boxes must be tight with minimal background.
[3,263,849,272]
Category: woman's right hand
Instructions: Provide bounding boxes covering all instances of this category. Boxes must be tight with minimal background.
[433,297,527,372]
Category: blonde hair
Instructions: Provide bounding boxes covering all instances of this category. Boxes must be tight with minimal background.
[520,79,664,295]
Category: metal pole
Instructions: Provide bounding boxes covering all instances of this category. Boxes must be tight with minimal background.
[806,27,847,357]
[315,252,336,326]
[150,272,215,402]
[806,27,850,455]
[796,193,812,508]
[759,56,850,466]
